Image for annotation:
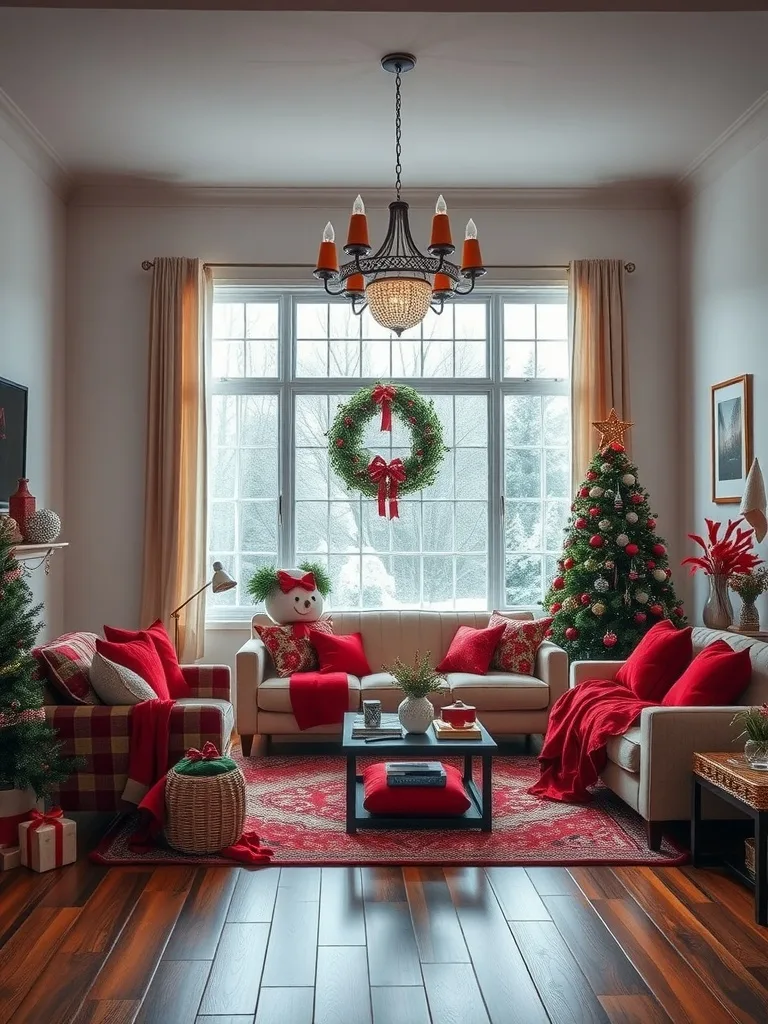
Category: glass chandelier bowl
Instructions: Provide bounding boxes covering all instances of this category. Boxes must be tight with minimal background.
[366,277,433,335]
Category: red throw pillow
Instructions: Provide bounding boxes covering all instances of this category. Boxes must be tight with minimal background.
[103,619,190,698]
[488,613,553,675]
[661,640,752,707]
[94,634,170,700]
[309,630,372,676]
[615,620,693,701]
[437,623,506,675]
[362,763,471,816]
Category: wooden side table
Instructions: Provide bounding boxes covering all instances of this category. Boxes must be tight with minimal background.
[692,752,768,925]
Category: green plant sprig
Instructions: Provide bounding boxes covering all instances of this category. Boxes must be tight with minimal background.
[386,651,445,699]
[732,705,768,743]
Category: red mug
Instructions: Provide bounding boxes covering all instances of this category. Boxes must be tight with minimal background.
[441,700,476,728]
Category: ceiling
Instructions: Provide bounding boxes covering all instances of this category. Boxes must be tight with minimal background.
[0,8,767,190]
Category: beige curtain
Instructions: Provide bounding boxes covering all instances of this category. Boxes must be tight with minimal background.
[140,258,209,662]
[569,259,630,489]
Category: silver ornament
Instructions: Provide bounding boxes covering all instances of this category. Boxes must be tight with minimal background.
[598,519,611,530]
[622,473,636,486]
[589,486,604,498]
[625,512,639,524]
[22,508,61,544]
[594,577,610,593]
[616,533,630,547]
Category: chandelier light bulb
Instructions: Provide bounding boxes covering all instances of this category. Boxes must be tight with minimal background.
[465,218,478,240]
[435,194,447,215]
[353,195,365,215]
[323,222,335,243]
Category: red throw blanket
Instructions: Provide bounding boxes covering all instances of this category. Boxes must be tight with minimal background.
[289,672,349,730]
[122,699,175,805]
[529,678,658,803]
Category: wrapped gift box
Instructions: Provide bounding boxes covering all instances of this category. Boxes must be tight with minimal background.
[18,811,76,872]
[0,845,21,871]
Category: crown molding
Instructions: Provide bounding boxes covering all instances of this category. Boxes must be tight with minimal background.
[678,89,768,202]
[68,182,677,211]
[0,88,69,199]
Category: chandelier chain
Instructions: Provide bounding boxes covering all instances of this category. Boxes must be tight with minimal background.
[394,65,402,201]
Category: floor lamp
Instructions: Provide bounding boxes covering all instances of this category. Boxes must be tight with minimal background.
[170,560,237,658]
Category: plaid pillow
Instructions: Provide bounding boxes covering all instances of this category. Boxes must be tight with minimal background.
[34,631,103,705]
[488,613,552,676]
[254,618,334,677]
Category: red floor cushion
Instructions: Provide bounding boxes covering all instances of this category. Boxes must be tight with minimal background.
[362,763,471,816]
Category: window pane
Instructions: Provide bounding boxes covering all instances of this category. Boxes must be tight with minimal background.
[245,339,278,378]
[239,448,278,500]
[329,337,360,377]
[295,502,327,552]
[456,556,486,607]
[329,304,361,339]
[545,501,570,550]
[423,556,453,608]
[537,302,568,339]
[245,302,279,338]
[391,555,420,605]
[506,554,543,606]
[210,502,235,551]
[241,395,278,447]
[545,448,570,499]
[454,340,486,377]
[505,501,542,552]
[296,303,328,339]
[294,395,328,447]
[392,339,420,377]
[240,502,277,552]
[213,302,245,339]
[504,341,535,378]
[295,448,328,500]
[423,502,454,552]
[454,304,486,339]
[211,448,236,500]
[456,503,487,552]
[422,340,453,377]
[505,395,541,447]
[422,306,454,340]
[454,396,486,446]
[536,341,569,379]
[362,340,390,377]
[504,303,535,339]
[296,338,327,376]
[543,395,569,443]
[212,340,244,379]
[506,449,541,499]
[454,449,487,500]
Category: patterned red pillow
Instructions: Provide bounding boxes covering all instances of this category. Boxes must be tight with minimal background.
[34,631,102,705]
[488,613,553,676]
[254,618,334,677]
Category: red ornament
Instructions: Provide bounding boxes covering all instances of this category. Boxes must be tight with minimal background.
[674,605,684,617]
[565,627,579,640]
[575,517,588,530]
[579,487,590,498]
[335,438,344,447]
[344,416,353,427]
[587,471,598,481]
[589,535,603,548]
[652,543,666,556]
[624,543,639,556]
[629,571,639,581]
[609,442,624,452]
[647,519,656,530]
[416,450,423,457]
[603,631,618,647]
[409,416,417,424]
[553,577,565,590]
[589,507,600,517]
[649,604,664,616]
[633,612,647,624]
[631,493,643,505]
[646,560,656,569]
[550,602,562,613]
[580,593,591,605]
[563,557,574,570]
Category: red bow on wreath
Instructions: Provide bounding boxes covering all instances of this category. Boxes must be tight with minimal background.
[185,741,221,761]
[368,456,406,519]
[371,384,397,432]
[277,570,316,593]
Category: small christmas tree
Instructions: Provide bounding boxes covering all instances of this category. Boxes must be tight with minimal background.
[0,536,75,797]
[543,411,686,659]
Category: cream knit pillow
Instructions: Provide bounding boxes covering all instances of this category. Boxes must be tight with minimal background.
[89,651,157,706]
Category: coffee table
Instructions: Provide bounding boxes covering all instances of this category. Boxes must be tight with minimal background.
[341,712,498,834]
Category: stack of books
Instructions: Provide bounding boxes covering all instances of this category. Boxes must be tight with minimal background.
[351,712,403,739]
[386,762,447,788]
[432,718,482,740]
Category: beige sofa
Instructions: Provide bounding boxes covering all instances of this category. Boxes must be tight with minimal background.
[572,626,768,849]
[236,610,567,754]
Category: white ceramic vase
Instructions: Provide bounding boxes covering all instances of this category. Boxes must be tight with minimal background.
[398,696,434,734]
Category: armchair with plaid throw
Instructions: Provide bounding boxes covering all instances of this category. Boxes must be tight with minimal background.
[46,665,233,811]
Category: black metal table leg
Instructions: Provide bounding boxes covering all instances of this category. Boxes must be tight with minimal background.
[482,754,492,832]
[756,811,767,926]
[463,755,472,785]
[345,755,357,834]
[691,777,703,867]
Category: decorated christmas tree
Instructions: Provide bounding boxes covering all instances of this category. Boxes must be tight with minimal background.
[0,536,75,796]
[543,411,686,659]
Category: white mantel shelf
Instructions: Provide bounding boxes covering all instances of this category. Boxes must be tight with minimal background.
[11,542,68,563]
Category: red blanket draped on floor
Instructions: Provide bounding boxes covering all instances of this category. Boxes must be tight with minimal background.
[529,678,658,803]
[289,672,349,730]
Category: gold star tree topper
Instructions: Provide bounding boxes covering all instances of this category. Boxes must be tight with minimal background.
[593,408,633,448]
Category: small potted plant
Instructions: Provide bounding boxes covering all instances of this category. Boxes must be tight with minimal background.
[729,567,768,633]
[386,652,445,734]
[732,704,768,771]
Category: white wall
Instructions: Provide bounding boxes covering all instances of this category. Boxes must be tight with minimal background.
[0,134,66,639]
[682,135,768,624]
[66,192,680,669]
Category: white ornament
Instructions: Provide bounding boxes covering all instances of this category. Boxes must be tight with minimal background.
[635,591,649,604]
[591,602,606,616]
[264,568,325,625]
[598,519,611,531]
[22,508,61,544]
[616,533,630,547]
[600,462,612,473]
[622,474,636,486]
[625,512,639,524]
[589,487,604,498]
[653,569,667,582]
[594,577,610,593]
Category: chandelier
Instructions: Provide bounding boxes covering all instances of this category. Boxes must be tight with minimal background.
[313,53,486,337]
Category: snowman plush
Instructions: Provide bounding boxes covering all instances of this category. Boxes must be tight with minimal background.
[248,561,332,633]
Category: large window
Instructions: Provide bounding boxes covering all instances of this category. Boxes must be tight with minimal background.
[207,286,569,619]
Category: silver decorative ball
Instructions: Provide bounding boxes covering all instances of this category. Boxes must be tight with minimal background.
[594,577,610,593]
[600,462,612,473]
[598,519,611,530]
[616,533,630,547]
[653,569,667,582]
[622,473,636,486]
[22,508,61,544]
[589,486,604,498]
[625,511,639,524]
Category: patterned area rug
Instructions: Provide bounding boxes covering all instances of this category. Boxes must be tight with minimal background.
[92,749,687,867]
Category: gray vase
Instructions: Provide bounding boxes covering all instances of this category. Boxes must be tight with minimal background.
[702,574,733,631]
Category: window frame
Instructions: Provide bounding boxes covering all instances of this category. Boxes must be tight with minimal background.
[207,284,569,623]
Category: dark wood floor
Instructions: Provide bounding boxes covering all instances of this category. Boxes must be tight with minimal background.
[1,838,767,1024]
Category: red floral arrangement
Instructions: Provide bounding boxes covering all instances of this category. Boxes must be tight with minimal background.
[682,517,762,577]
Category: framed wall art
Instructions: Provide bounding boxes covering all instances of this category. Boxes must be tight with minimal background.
[711,374,752,504]
[0,377,29,511]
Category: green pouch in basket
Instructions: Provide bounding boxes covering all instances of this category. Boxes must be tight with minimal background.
[174,742,238,777]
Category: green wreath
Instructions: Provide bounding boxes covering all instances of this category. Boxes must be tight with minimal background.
[328,383,446,517]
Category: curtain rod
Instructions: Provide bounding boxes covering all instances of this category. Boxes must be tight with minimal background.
[141,260,636,273]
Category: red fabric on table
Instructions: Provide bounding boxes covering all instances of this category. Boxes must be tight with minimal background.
[95,635,170,700]
[615,620,693,701]
[309,630,372,676]
[103,620,191,698]
[437,623,506,675]
[122,698,175,804]
[661,639,752,707]
[289,672,349,730]
[529,678,657,803]
[362,763,471,816]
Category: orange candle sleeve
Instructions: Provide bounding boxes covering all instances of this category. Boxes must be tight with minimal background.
[430,214,453,249]
[346,214,370,250]
[345,273,366,294]
[316,240,338,274]
[461,238,483,272]
[433,273,453,294]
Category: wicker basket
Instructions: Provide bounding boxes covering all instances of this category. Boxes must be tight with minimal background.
[164,763,246,854]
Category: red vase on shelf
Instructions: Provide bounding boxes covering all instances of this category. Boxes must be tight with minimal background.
[9,479,36,540]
